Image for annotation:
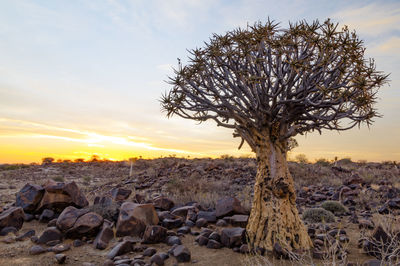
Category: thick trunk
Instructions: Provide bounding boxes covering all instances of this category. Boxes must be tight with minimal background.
[246,140,312,251]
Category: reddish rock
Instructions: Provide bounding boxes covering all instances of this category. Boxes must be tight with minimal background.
[216,197,246,218]
[142,225,167,244]
[15,183,45,213]
[93,220,114,250]
[106,240,135,259]
[38,227,63,245]
[153,196,174,211]
[0,207,25,231]
[37,180,89,212]
[56,206,90,232]
[116,202,159,237]
[110,187,132,202]
[65,212,103,239]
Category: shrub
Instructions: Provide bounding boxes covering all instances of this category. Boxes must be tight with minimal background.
[321,200,348,215]
[302,208,335,223]
[315,158,330,166]
[42,157,54,164]
[295,154,309,164]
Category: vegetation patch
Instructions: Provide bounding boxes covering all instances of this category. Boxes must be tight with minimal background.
[302,208,335,223]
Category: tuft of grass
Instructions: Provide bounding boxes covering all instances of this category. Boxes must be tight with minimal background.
[320,200,348,215]
[302,208,335,223]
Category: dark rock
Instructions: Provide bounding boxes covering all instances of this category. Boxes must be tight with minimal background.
[46,239,61,246]
[206,239,221,249]
[171,206,195,218]
[93,196,113,206]
[195,218,208,228]
[172,245,191,263]
[107,240,134,259]
[24,213,35,222]
[55,253,67,264]
[150,254,165,266]
[56,206,90,232]
[196,211,216,223]
[47,218,57,227]
[143,247,157,257]
[166,236,181,246]
[272,242,289,260]
[216,197,246,218]
[110,187,132,202]
[162,218,183,229]
[371,225,390,245]
[116,202,159,237]
[142,225,167,244]
[186,209,197,222]
[15,183,45,213]
[65,212,103,239]
[0,226,17,236]
[177,226,191,234]
[29,245,47,255]
[133,194,146,204]
[221,227,245,248]
[49,243,71,253]
[199,228,213,238]
[73,239,83,247]
[195,235,208,246]
[185,220,195,227]
[131,259,145,266]
[362,259,381,266]
[0,207,25,231]
[239,244,249,254]
[226,215,248,227]
[16,229,35,241]
[216,219,227,227]
[209,232,221,242]
[38,227,63,245]
[94,220,114,250]
[153,196,174,211]
[39,209,55,223]
[31,235,39,243]
[157,211,176,221]
[37,180,89,212]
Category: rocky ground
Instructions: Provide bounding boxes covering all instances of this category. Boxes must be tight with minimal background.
[0,158,399,266]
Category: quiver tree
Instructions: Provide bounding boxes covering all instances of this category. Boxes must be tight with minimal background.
[160,19,388,251]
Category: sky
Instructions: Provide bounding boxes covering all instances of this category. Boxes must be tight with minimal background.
[0,0,399,163]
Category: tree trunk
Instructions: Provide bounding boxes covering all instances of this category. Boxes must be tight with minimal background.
[246,139,312,251]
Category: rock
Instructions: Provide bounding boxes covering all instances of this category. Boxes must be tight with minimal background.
[143,247,157,257]
[37,180,89,212]
[171,206,195,218]
[272,242,289,259]
[196,211,216,223]
[215,197,246,218]
[48,218,57,227]
[359,219,374,229]
[73,239,83,247]
[195,235,208,246]
[0,207,25,231]
[49,243,71,253]
[362,259,381,266]
[216,219,227,227]
[116,202,159,237]
[133,194,146,204]
[24,213,35,222]
[226,215,248,227]
[195,218,208,228]
[162,218,183,229]
[150,254,165,266]
[65,212,103,239]
[46,239,61,246]
[29,245,47,255]
[221,227,245,248]
[106,240,134,259]
[0,226,17,236]
[153,196,174,211]
[93,220,114,250]
[371,225,390,245]
[199,228,213,238]
[16,229,35,241]
[172,245,191,263]
[209,232,221,242]
[206,239,221,249]
[1,236,15,244]
[102,259,114,266]
[15,183,45,213]
[142,225,167,244]
[56,206,90,232]
[177,226,191,234]
[55,253,67,264]
[110,187,132,202]
[39,209,55,223]
[37,227,63,245]
[387,198,400,209]
[93,196,113,206]
[131,259,145,266]
[239,244,249,254]
[157,211,176,221]
[166,236,181,246]
[344,174,364,186]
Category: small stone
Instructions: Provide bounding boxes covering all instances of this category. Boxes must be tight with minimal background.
[195,235,208,246]
[143,247,157,257]
[150,254,165,266]
[49,243,71,253]
[206,239,221,249]
[39,209,55,223]
[195,218,208,228]
[166,236,181,246]
[216,219,227,227]
[106,240,134,259]
[142,225,167,244]
[177,226,191,234]
[209,232,221,242]
[221,227,245,248]
[239,244,249,254]
[16,229,35,241]
[38,227,63,245]
[55,253,67,264]
[30,245,47,255]
[172,245,191,263]
[0,226,18,236]
[73,239,83,247]
[46,239,61,246]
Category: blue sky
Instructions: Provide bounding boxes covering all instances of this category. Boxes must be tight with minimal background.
[0,0,399,163]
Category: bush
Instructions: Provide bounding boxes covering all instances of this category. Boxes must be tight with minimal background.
[295,154,309,164]
[315,158,330,166]
[321,200,348,215]
[302,208,335,223]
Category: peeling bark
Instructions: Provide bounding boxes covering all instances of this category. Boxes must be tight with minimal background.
[246,139,312,251]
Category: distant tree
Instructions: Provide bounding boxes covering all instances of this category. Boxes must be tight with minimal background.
[74,158,85,163]
[295,154,309,164]
[41,157,54,165]
[161,19,388,251]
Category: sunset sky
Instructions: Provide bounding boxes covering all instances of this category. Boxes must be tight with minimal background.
[0,0,399,163]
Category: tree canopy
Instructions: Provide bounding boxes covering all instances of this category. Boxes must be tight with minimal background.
[161,19,389,152]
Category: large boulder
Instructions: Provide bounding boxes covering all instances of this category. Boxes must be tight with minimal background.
[37,180,89,212]
[116,202,159,237]
[56,206,90,232]
[65,212,103,239]
[15,183,45,213]
[153,196,174,211]
[0,207,25,231]
[221,227,245,248]
[216,197,247,218]
[142,225,167,244]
